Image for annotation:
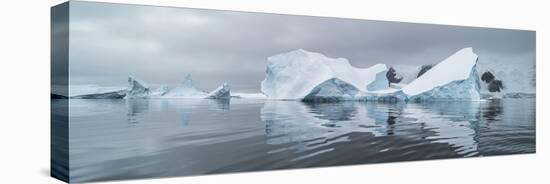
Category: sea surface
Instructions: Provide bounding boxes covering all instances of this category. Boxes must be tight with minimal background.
[53,98,536,182]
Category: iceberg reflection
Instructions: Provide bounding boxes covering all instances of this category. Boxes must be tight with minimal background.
[125,98,231,125]
[127,99,149,124]
[261,100,482,156]
[66,98,532,182]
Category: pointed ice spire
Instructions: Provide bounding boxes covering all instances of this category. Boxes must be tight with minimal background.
[125,76,150,99]
[206,83,231,99]
[182,74,194,88]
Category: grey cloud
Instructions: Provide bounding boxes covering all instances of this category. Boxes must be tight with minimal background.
[66,1,535,92]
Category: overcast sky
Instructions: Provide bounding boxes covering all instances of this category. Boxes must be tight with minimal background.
[66,1,535,92]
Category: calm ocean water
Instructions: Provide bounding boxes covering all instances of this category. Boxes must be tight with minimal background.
[55,98,535,182]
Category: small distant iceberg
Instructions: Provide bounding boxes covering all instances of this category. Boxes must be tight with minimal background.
[125,76,150,99]
[69,74,235,100]
[162,74,208,98]
[206,83,231,99]
[69,84,127,99]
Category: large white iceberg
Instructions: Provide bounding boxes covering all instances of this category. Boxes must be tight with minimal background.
[206,83,231,99]
[162,74,207,98]
[401,47,481,101]
[125,76,150,99]
[261,49,388,99]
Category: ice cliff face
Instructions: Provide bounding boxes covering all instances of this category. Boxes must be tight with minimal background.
[402,47,481,101]
[125,76,150,99]
[206,83,230,99]
[358,89,407,102]
[302,78,360,102]
[261,49,388,99]
[367,70,389,91]
[407,68,481,101]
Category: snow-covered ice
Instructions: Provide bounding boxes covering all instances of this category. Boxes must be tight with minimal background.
[260,48,481,101]
[401,47,481,101]
[261,49,388,99]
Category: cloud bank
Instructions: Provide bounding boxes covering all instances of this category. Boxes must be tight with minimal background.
[67,1,535,92]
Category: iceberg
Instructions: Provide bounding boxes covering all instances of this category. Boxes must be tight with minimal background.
[402,47,481,101]
[162,74,207,98]
[261,49,388,99]
[352,47,480,102]
[69,84,127,99]
[125,76,150,99]
[72,89,126,99]
[69,84,126,97]
[206,83,230,99]
[261,48,479,101]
